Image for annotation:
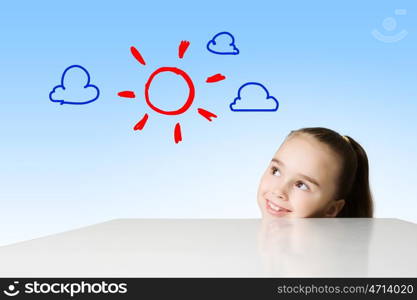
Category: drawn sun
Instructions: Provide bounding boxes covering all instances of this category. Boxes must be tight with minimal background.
[118,40,225,143]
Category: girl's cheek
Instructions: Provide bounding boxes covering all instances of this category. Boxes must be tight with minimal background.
[292,193,316,217]
[259,174,271,191]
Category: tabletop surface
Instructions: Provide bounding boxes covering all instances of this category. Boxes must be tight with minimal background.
[0,218,416,277]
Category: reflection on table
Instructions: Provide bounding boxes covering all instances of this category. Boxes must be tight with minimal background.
[0,218,415,277]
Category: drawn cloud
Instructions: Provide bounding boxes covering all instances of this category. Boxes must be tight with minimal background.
[230,82,279,112]
[49,65,100,105]
[207,32,240,55]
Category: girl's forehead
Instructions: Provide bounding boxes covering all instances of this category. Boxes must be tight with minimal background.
[274,134,341,179]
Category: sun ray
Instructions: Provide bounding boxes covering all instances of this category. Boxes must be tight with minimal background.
[178,40,190,59]
[174,122,182,143]
[130,46,146,65]
[206,73,226,83]
[133,113,149,131]
[197,108,217,122]
[118,91,136,98]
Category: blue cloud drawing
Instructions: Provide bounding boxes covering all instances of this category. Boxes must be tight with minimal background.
[230,82,279,112]
[49,65,100,105]
[207,32,240,55]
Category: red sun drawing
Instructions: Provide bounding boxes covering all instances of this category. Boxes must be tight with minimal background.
[118,40,224,144]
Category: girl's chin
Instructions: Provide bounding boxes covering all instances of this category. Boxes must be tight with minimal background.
[265,211,292,218]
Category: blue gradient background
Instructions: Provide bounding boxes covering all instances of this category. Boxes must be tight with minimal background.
[1,0,416,245]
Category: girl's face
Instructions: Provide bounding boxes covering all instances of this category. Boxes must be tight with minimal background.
[257,133,345,218]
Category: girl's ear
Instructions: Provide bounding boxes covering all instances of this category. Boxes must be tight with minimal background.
[324,199,345,217]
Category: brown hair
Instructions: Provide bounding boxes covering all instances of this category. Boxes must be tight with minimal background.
[288,127,373,217]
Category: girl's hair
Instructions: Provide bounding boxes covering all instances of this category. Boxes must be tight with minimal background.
[288,127,373,217]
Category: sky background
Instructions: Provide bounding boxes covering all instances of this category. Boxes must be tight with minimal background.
[0,0,416,245]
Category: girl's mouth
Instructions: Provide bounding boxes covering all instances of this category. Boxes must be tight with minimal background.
[266,200,292,216]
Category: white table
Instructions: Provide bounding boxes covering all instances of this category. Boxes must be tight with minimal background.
[0,218,416,277]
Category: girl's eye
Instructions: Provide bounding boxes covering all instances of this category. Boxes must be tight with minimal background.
[271,167,281,176]
[295,181,309,191]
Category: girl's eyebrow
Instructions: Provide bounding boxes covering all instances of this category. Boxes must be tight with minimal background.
[271,158,320,187]
[271,158,284,165]
[298,174,321,188]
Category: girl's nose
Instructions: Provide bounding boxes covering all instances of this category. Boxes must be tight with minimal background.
[271,180,289,201]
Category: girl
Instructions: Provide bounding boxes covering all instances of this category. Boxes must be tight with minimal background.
[257,127,373,218]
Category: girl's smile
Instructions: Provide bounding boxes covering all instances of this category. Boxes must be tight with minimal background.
[265,197,292,217]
